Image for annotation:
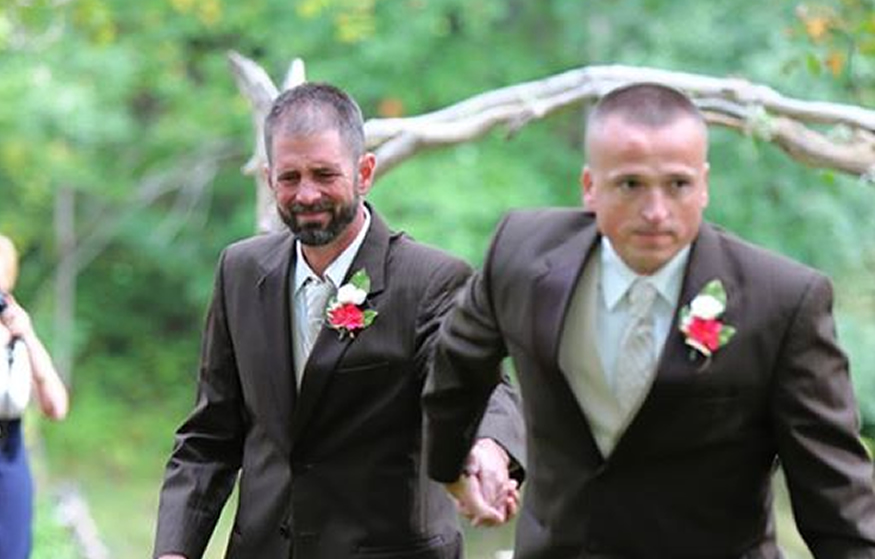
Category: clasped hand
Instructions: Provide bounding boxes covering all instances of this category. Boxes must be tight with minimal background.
[445,438,520,527]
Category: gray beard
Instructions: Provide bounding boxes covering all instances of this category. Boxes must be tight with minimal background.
[278,194,360,246]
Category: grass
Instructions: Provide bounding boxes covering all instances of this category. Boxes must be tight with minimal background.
[30,480,81,558]
[34,381,240,559]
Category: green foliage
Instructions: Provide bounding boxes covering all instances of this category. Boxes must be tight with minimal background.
[372,124,581,264]
[41,378,195,556]
[786,0,875,104]
[839,309,875,429]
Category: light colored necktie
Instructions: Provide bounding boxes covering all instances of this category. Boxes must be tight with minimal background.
[614,280,658,414]
[302,277,334,363]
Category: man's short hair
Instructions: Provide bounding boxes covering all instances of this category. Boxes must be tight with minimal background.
[264,82,366,165]
[585,82,706,148]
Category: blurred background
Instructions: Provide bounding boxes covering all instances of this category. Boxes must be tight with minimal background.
[2,0,874,557]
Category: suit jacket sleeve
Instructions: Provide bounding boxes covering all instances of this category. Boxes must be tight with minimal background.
[474,363,526,480]
[424,216,519,483]
[772,273,875,558]
[153,250,246,559]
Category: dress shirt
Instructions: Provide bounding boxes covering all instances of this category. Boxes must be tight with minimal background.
[292,208,371,385]
[597,238,690,389]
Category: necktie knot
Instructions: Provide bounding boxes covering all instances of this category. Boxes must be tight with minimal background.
[627,280,657,318]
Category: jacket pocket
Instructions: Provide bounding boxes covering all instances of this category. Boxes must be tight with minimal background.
[334,360,391,376]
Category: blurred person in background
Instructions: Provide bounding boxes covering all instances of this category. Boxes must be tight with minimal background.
[0,233,70,559]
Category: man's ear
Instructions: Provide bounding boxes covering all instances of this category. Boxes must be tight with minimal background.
[262,164,273,191]
[581,166,595,208]
[701,162,710,209]
[357,153,377,195]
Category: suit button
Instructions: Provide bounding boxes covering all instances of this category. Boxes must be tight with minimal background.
[279,524,291,539]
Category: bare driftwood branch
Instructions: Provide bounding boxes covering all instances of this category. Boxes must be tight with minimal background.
[228,51,308,233]
[55,483,109,559]
[228,52,875,231]
[366,65,875,178]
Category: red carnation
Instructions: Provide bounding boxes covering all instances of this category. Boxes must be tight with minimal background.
[328,303,365,332]
[686,317,722,352]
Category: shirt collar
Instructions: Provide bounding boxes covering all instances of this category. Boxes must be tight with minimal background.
[600,236,690,310]
[294,206,372,294]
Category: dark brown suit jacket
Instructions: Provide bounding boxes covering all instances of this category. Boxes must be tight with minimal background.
[154,209,524,559]
[425,209,875,559]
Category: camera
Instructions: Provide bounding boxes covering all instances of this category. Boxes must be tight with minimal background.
[0,291,7,314]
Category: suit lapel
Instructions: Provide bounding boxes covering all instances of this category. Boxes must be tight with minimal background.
[530,219,603,460]
[532,223,599,371]
[288,208,390,452]
[254,233,297,455]
[653,222,737,382]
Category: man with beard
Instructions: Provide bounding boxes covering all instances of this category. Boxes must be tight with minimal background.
[153,83,525,559]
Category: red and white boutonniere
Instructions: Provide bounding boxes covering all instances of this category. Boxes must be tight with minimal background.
[679,279,736,361]
[325,269,378,339]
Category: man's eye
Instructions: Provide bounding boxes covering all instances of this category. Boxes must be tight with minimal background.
[278,174,299,186]
[619,179,640,191]
[671,179,691,189]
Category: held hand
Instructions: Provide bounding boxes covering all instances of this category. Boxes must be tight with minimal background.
[468,438,518,518]
[445,473,506,527]
[445,438,520,527]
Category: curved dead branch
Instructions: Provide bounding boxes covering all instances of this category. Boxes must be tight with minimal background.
[364,65,875,179]
[227,51,875,230]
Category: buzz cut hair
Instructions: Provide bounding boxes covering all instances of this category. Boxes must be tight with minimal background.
[585,82,706,148]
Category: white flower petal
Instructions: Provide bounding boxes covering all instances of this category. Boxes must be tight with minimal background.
[336,284,367,305]
[689,294,723,320]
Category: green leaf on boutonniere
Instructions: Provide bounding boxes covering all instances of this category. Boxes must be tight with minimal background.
[699,279,728,306]
[349,268,371,293]
[362,309,378,327]
[719,324,737,346]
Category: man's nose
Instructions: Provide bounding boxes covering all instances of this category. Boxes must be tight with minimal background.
[641,188,669,222]
[295,179,321,205]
